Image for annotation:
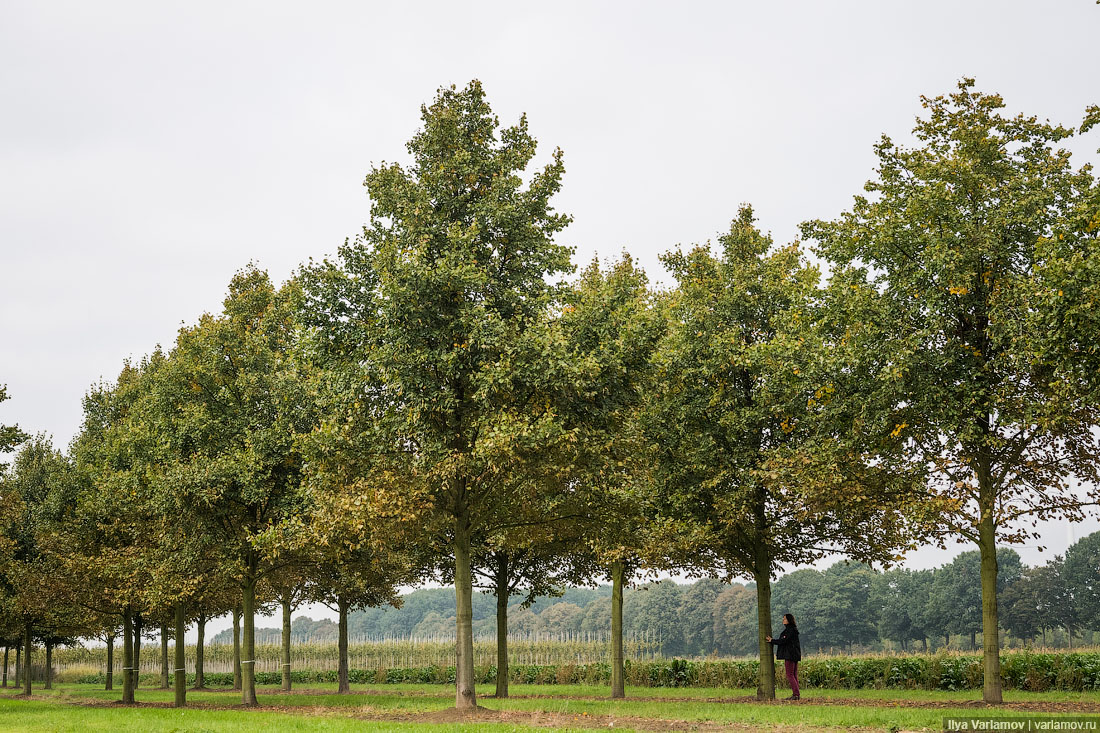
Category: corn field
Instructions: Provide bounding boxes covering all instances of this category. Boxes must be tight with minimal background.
[51,635,662,676]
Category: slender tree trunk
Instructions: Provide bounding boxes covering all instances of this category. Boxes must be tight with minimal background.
[194,616,205,689]
[281,598,292,692]
[453,514,477,709]
[174,603,186,708]
[13,644,21,688]
[160,623,170,688]
[133,616,143,690]
[242,563,258,706]
[754,567,776,700]
[105,634,114,690]
[610,560,626,699]
[232,606,242,690]
[2,644,8,687]
[338,596,350,694]
[976,482,1003,703]
[22,622,32,696]
[44,640,53,689]
[494,553,509,698]
[122,611,135,703]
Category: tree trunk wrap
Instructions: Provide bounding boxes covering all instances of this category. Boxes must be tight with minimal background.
[195,617,205,689]
[978,491,1004,703]
[122,611,135,703]
[338,597,350,694]
[105,635,114,690]
[133,616,142,690]
[453,516,477,709]
[174,603,186,708]
[242,567,258,706]
[232,607,242,690]
[755,566,776,700]
[611,560,625,699]
[160,623,170,688]
[281,599,292,692]
[495,553,509,698]
[22,622,31,696]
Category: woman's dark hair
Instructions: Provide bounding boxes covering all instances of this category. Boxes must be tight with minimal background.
[783,613,797,627]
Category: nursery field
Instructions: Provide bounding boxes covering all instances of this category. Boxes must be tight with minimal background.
[2,682,1098,732]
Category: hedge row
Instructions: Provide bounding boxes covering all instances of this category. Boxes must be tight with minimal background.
[73,652,1100,692]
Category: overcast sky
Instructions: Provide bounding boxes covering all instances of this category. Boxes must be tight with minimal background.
[3,2,1099,637]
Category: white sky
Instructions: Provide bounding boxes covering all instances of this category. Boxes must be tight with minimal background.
[3,2,1099,639]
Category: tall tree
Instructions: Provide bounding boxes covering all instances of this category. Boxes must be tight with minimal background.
[314,80,574,709]
[558,254,666,698]
[653,208,926,698]
[803,80,1100,701]
[0,436,72,696]
[153,268,316,706]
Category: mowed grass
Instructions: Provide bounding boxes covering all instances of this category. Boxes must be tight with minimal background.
[2,683,1098,732]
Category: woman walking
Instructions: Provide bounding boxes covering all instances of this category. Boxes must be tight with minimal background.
[766,613,801,700]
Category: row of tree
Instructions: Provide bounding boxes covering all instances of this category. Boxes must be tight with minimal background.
[217,536,1100,657]
[2,79,1099,707]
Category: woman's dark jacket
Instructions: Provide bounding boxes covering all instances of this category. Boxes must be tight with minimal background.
[770,626,801,661]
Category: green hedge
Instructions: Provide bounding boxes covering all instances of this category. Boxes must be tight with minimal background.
[73,652,1100,692]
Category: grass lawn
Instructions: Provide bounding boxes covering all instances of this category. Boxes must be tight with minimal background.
[1,682,1097,732]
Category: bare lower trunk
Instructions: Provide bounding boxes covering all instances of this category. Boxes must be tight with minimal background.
[2,645,8,687]
[241,563,258,706]
[281,599,292,692]
[122,611,135,703]
[174,603,186,708]
[194,616,205,689]
[338,597,350,694]
[13,644,21,688]
[21,622,32,696]
[494,553,509,698]
[160,623,170,688]
[105,635,114,690]
[453,515,476,709]
[44,640,53,689]
[232,607,242,690]
[978,502,1003,703]
[611,560,626,699]
[755,567,776,700]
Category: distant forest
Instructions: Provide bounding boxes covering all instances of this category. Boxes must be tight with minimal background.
[215,532,1100,657]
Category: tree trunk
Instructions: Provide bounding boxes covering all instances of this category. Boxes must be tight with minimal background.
[494,552,509,698]
[242,563,258,706]
[232,606,242,690]
[2,644,8,687]
[21,623,32,696]
[337,596,350,694]
[44,640,53,689]
[105,634,114,690]
[160,623,170,688]
[977,484,1003,703]
[194,616,205,689]
[122,611,135,703]
[13,644,20,688]
[133,616,142,690]
[755,566,776,700]
[281,598,292,692]
[453,515,477,709]
[174,603,186,708]
[610,560,626,699]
